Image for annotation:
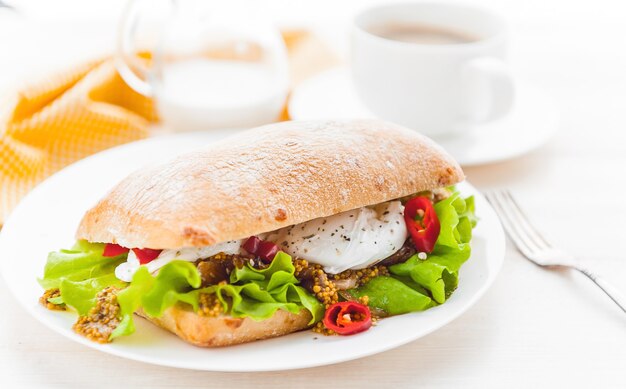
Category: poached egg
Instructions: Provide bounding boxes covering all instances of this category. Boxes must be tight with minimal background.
[114,200,408,280]
[266,201,407,273]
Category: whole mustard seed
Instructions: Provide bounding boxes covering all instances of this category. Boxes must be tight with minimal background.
[73,287,121,344]
[330,265,389,287]
[198,293,223,317]
[313,321,336,336]
[293,256,389,337]
[294,258,339,307]
[39,289,66,311]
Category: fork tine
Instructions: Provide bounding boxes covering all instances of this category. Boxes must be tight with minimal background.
[487,189,553,258]
[492,190,551,254]
[485,191,539,258]
[501,190,553,249]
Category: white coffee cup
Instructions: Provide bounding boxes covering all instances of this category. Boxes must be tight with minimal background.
[351,2,514,137]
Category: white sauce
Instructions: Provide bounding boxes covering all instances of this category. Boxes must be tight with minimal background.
[114,240,243,282]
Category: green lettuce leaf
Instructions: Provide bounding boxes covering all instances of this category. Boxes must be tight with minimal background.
[110,267,152,339]
[197,252,324,324]
[46,296,64,305]
[38,241,126,290]
[111,261,204,339]
[60,274,125,315]
[348,276,433,315]
[38,241,127,314]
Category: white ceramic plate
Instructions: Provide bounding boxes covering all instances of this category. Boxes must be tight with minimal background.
[289,69,559,167]
[0,131,505,372]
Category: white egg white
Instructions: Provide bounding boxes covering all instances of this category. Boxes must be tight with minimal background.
[266,201,408,274]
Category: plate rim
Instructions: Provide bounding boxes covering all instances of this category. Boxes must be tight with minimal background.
[0,132,505,372]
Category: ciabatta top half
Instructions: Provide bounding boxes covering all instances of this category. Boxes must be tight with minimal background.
[76,119,464,249]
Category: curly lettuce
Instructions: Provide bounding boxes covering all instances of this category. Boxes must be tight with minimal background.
[202,252,323,324]
[38,241,126,314]
[39,244,323,341]
[112,252,323,339]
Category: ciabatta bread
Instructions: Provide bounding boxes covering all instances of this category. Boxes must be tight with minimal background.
[76,119,463,249]
[138,306,312,347]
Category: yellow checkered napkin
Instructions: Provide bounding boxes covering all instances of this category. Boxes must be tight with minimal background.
[0,59,157,225]
[0,30,338,226]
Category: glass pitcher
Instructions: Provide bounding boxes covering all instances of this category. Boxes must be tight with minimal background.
[117,0,289,131]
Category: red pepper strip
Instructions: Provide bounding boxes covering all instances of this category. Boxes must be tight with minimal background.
[323,302,372,335]
[404,196,440,253]
[242,236,280,263]
[132,248,163,265]
[102,243,130,257]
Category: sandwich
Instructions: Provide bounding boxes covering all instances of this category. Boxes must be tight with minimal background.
[38,119,476,347]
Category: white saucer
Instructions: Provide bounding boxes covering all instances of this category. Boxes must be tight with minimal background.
[289,69,559,167]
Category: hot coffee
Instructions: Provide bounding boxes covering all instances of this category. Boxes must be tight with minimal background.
[368,23,478,45]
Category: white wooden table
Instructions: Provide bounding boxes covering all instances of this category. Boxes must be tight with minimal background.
[1,0,625,387]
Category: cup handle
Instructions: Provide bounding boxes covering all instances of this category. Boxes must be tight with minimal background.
[462,57,515,123]
[116,0,157,97]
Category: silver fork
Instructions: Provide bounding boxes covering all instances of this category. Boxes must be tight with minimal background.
[485,189,626,314]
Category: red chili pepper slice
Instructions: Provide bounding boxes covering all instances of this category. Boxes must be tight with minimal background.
[132,248,163,265]
[102,243,130,257]
[242,236,261,255]
[242,236,280,263]
[323,301,372,335]
[404,196,440,253]
[257,241,279,263]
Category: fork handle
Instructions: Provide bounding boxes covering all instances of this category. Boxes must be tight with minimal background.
[577,268,626,314]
